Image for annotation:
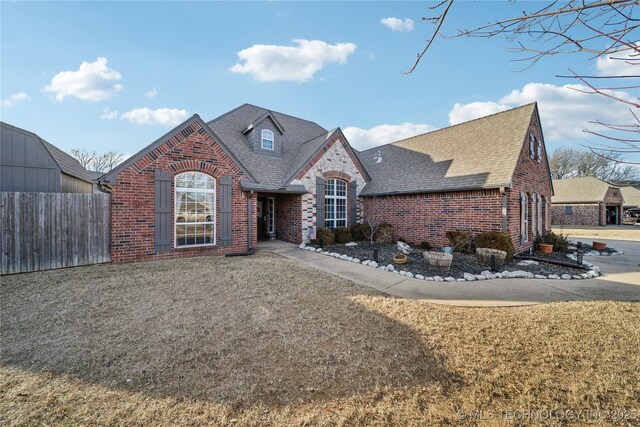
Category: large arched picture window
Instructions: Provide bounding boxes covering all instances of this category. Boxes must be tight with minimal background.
[324,178,347,228]
[175,172,215,247]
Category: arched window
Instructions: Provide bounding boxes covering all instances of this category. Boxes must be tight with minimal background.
[324,179,347,228]
[175,172,215,247]
[261,129,274,150]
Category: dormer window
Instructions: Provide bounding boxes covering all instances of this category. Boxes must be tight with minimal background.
[261,130,274,150]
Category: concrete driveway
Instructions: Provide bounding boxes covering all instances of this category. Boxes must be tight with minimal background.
[261,237,640,307]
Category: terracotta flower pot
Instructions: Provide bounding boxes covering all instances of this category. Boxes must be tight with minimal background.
[592,241,607,251]
[393,253,408,264]
[538,243,553,254]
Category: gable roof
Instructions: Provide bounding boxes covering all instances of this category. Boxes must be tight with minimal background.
[207,104,369,191]
[1,121,92,183]
[620,186,640,207]
[551,176,620,204]
[241,111,285,135]
[101,114,254,183]
[359,103,538,196]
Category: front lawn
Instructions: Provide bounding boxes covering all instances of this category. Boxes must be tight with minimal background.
[1,253,638,426]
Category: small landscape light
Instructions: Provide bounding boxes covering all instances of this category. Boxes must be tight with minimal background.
[373,248,379,263]
[491,254,497,272]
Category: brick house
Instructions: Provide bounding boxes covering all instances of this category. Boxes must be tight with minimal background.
[358,103,553,254]
[551,176,624,226]
[100,102,552,263]
[100,104,369,263]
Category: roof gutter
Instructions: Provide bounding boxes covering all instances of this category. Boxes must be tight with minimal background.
[360,182,513,197]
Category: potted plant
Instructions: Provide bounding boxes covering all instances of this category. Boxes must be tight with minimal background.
[538,243,553,253]
[592,241,607,251]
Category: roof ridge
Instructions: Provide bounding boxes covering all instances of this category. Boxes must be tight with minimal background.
[207,103,250,124]
[359,102,537,154]
[242,103,326,130]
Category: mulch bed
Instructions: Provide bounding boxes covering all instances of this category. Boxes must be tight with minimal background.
[319,242,588,279]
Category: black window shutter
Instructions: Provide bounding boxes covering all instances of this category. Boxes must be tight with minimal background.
[316,176,325,229]
[349,180,357,226]
[219,176,232,246]
[154,169,172,253]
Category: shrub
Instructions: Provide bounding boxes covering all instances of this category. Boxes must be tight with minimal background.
[316,228,334,246]
[374,222,393,243]
[350,223,371,242]
[446,230,474,254]
[419,241,431,250]
[541,231,570,252]
[334,227,352,244]
[474,231,515,260]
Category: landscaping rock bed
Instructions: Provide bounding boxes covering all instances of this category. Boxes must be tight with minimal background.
[300,241,604,281]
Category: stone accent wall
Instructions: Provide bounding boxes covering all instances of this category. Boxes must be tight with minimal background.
[291,133,367,243]
[552,204,600,226]
[110,121,255,263]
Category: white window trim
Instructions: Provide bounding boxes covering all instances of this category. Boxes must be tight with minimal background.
[324,178,347,229]
[174,172,216,248]
[523,192,529,242]
[537,194,543,235]
[537,137,543,163]
[531,192,537,238]
[267,197,275,234]
[261,129,274,150]
[529,133,536,159]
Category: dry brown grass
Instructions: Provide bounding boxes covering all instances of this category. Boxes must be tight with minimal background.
[1,252,639,426]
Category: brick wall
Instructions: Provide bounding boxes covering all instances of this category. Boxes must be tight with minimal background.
[361,190,503,246]
[360,109,553,254]
[292,132,368,243]
[508,112,554,253]
[552,204,600,226]
[110,121,255,263]
[258,192,302,243]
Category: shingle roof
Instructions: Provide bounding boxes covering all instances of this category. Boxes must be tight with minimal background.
[359,103,537,196]
[0,121,92,183]
[40,139,93,183]
[620,186,640,207]
[551,176,619,203]
[207,104,332,189]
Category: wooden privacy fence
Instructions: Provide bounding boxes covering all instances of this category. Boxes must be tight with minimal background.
[1,192,111,275]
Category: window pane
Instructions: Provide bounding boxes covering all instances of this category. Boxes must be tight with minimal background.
[175,173,216,246]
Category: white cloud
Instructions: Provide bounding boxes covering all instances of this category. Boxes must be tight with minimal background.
[448,82,632,141]
[448,102,510,126]
[596,43,639,76]
[100,107,119,120]
[145,87,157,98]
[380,17,414,32]
[43,57,123,101]
[230,39,357,83]
[120,107,189,126]
[1,92,30,107]
[343,122,436,151]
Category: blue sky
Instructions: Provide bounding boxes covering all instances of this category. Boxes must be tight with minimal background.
[1,1,636,163]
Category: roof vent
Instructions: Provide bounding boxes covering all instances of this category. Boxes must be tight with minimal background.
[373,150,382,164]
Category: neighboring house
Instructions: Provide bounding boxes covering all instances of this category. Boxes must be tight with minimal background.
[99,102,552,263]
[551,176,624,226]
[100,104,369,263]
[1,122,93,193]
[620,186,640,211]
[358,103,553,253]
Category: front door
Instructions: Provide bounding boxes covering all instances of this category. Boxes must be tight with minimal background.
[257,198,267,240]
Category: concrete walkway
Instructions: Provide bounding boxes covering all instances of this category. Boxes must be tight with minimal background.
[259,239,640,307]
